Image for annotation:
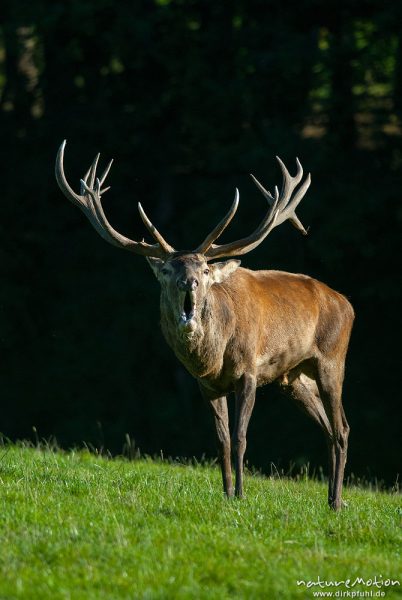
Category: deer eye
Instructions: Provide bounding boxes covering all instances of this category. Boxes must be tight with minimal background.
[161,268,169,275]
[204,269,210,275]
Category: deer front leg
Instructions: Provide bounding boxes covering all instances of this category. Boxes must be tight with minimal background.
[233,374,257,498]
[207,396,234,497]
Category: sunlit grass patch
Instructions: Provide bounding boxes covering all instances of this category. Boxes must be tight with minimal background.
[0,445,400,599]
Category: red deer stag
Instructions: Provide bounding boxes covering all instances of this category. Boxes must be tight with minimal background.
[56,140,354,510]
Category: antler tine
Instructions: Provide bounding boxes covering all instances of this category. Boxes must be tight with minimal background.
[249,175,276,206]
[278,173,311,234]
[99,159,113,188]
[276,155,303,210]
[80,159,97,196]
[56,140,86,209]
[82,165,92,186]
[88,153,100,189]
[55,140,174,259]
[138,203,175,254]
[195,188,239,254]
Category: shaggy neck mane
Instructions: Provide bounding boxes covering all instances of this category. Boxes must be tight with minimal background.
[160,283,235,378]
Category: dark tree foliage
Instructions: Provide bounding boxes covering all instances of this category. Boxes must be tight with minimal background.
[1,0,401,483]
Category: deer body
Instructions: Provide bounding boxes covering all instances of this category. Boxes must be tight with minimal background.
[159,266,353,393]
[56,141,353,510]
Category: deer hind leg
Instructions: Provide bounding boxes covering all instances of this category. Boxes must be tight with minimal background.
[315,361,350,511]
[288,373,335,505]
[233,374,257,498]
[207,396,234,497]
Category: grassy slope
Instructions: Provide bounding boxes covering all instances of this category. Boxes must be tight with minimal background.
[0,446,400,600]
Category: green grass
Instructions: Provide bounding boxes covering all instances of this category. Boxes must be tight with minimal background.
[0,445,400,599]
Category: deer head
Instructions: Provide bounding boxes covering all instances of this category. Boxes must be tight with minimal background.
[147,253,241,336]
[55,140,311,336]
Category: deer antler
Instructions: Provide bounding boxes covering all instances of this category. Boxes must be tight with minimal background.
[202,157,310,260]
[250,157,308,235]
[55,140,174,259]
[195,189,239,254]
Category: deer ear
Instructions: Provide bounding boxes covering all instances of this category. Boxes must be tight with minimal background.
[210,260,241,283]
[146,257,164,281]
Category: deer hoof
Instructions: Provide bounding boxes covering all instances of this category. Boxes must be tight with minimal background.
[329,498,348,511]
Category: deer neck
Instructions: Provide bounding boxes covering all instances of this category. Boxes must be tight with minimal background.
[160,291,209,350]
[159,286,233,378]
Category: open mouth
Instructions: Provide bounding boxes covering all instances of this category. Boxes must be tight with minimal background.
[180,291,196,324]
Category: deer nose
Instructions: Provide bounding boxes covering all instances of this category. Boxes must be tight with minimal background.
[177,277,198,291]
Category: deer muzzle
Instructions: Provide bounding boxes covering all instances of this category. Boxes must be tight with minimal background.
[177,277,198,291]
[178,290,197,332]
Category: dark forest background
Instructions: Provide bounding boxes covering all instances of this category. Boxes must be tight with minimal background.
[1,1,401,484]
